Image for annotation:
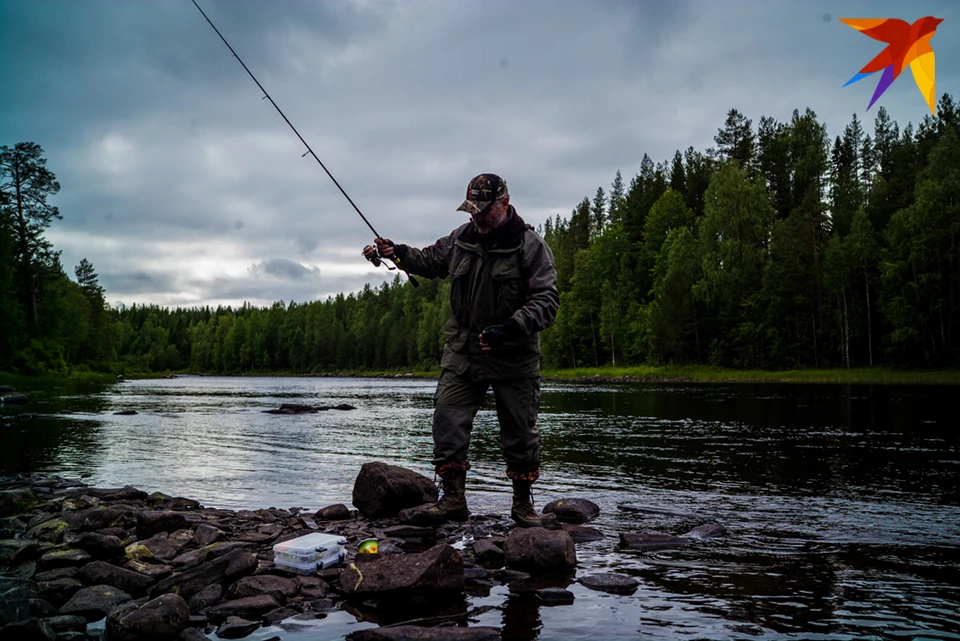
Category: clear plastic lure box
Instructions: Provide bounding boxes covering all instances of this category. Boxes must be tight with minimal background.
[274,549,346,575]
[273,532,347,565]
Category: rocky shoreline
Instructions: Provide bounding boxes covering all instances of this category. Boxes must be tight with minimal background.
[1,462,726,640]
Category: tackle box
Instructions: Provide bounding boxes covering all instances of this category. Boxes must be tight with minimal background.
[272,533,347,573]
[274,550,346,575]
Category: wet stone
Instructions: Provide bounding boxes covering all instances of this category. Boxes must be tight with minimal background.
[79,560,155,596]
[227,574,297,601]
[579,572,640,594]
[537,587,575,605]
[560,524,605,542]
[188,583,222,613]
[683,523,728,539]
[193,524,224,546]
[0,539,39,565]
[59,584,132,621]
[39,547,91,569]
[346,626,501,640]
[294,576,329,599]
[124,559,173,577]
[618,532,691,551]
[136,511,188,539]
[542,498,600,524]
[472,539,504,568]
[0,617,56,640]
[315,504,351,521]
[40,614,87,633]
[262,606,298,625]
[106,593,190,641]
[217,615,261,639]
[70,532,123,558]
[503,527,577,571]
[34,567,78,582]
[203,595,281,623]
[37,578,83,607]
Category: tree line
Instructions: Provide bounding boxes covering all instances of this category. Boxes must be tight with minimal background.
[2,96,958,376]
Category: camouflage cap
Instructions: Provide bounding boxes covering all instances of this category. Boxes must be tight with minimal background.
[457,173,509,215]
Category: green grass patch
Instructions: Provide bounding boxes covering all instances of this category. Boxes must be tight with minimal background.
[541,365,960,385]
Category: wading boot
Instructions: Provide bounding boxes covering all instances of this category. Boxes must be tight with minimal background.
[410,468,469,525]
[511,479,542,528]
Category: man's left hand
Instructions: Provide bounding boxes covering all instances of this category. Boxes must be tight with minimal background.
[479,324,508,352]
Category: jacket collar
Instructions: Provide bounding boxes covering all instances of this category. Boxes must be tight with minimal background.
[459,205,527,249]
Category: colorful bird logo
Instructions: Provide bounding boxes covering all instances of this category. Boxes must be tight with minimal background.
[840,16,943,114]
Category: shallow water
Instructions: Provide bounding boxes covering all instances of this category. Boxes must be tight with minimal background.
[3,376,959,640]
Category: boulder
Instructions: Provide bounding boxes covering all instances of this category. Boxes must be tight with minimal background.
[24,519,68,544]
[78,560,154,596]
[351,462,438,519]
[203,595,281,623]
[192,524,224,546]
[0,579,36,626]
[39,614,86,634]
[187,583,222,613]
[34,567,79,582]
[105,593,190,641]
[136,511,188,539]
[0,618,56,640]
[227,575,297,601]
[71,532,124,558]
[39,548,91,569]
[59,584,132,621]
[618,532,690,551]
[314,504,351,521]
[0,539,39,565]
[216,615,261,639]
[346,626,501,641]
[136,534,181,561]
[124,560,173,578]
[37,578,83,607]
[339,544,463,596]
[472,539,504,569]
[294,576,328,599]
[63,508,119,533]
[0,488,38,517]
[541,498,600,524]
[503,528,576,571]
[578,573,639,594]
[150,549,256,601]
[0,392,29,405]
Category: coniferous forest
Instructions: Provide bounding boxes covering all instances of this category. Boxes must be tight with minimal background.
[2,97,959,376]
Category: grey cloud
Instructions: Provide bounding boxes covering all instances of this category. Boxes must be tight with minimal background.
[4,0,959,311]
[249,258,320,281]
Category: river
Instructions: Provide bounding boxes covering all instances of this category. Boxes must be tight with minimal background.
[2,376,959,640]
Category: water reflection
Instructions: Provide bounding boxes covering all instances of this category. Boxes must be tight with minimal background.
[2,376,959,640]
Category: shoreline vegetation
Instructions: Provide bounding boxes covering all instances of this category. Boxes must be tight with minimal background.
[4,366,960,389]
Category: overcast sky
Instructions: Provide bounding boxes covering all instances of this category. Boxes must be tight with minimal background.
[1,0,957,310]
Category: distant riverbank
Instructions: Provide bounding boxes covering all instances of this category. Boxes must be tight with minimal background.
[5,366,960,389]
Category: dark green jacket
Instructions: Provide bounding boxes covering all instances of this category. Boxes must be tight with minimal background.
[398,207,559,379]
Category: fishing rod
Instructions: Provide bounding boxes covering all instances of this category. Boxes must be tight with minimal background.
[191,0,418,287]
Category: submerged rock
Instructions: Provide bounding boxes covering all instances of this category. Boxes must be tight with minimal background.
[542,498,600,524]
[578,572,639,594]
[682,523,728,539]
[618,532,690,551]
[346,626,501,640]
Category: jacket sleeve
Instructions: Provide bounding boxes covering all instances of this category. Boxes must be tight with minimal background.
[397,234,453,279]
[512,233,560,335]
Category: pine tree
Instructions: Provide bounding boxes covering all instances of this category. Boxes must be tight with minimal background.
[0,142,62,331]
[714,108,756,169]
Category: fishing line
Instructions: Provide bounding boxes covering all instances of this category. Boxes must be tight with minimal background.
[191,0,418,286]
[207,0,373,244]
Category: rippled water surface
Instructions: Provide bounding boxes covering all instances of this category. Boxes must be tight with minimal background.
[3,376,959,640]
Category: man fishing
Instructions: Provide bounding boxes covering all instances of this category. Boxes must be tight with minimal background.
[374,174,560,527]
